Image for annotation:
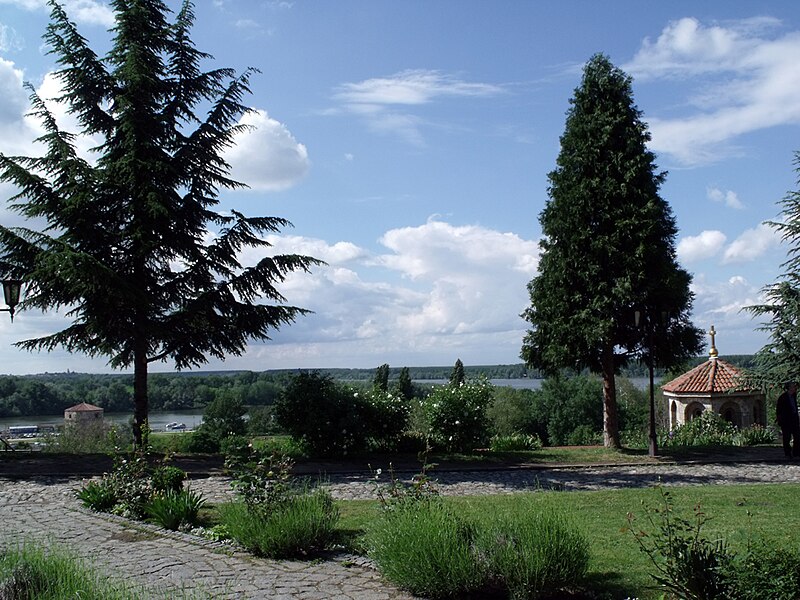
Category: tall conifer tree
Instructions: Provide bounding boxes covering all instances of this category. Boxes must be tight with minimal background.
[745,153,800,387]
[0,0,321,445]
[521,54,702,448]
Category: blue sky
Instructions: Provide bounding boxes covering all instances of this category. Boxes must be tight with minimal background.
[1,0,799,374]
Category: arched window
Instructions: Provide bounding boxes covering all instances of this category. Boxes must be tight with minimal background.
[719,401,741,428]
[685,402,705,422]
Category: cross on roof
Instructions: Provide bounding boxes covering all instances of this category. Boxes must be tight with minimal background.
[708,325,718,358]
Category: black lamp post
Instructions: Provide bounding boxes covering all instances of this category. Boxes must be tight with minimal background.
[1,279,22,322]
[635,308,660,457]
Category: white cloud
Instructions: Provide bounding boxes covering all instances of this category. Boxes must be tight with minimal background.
[626,17,800,166]
[690,272,768,354]
[722,223,779,264]
[677,230,726,263]
[332,70,504,145]
[0,0,114,27]
[223,109,310,192]
[0,23,23,53]
[227,220,541,367]
[707,186,745,210]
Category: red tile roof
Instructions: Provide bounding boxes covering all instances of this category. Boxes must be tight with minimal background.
[64,402,103,412]
[662,358,746,394]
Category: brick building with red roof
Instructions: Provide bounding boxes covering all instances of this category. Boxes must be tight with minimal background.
[662,326,766,429]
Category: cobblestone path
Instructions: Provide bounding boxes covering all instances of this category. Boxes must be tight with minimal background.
[3,459,800,598]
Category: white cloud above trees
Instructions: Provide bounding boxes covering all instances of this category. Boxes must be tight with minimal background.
[627,17,800,165]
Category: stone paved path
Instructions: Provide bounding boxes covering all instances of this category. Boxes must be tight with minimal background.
[3,459,800,598]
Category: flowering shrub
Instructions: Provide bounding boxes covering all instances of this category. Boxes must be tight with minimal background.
[363,388,410,450]
[424,378,492,452]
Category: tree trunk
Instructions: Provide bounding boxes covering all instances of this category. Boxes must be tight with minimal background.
[600,341,621,449]
[132,336,148,448]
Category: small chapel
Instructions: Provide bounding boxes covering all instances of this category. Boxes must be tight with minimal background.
[661,326,766,430]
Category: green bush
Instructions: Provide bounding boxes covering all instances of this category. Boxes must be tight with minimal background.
[44,422,130,454]
[362,388,410,450]
[151,465,186,493]
[537,376,603,446]
[735,424,777,446]
[489,433,542,452]
[367,499,487,598]
[663,412,738,448]
[487,387,541,438]
[478,508,590,599]
[218,489,339,558]
[728,540,800,600]
[274,372,372,456]
[76,479,117,512]
[628,487,734,600]
[246,405,280,436]
[145,488,205,531]
[424,378,492,452]
[107,451,153,519]
[184,427,220,453]
[200,392,247,436]
[250,435,306,459]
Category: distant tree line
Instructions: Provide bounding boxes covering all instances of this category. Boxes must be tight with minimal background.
[0,356,756,419]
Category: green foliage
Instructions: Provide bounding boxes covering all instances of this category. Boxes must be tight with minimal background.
[373,363,390,391]
[625,487,800,600]
[106,451,154,520]
[75,446,203,529]
[487,387,540,438]
[367,499,487,598]
[246,405,279,436]
[150,465,187,493]
[423,378,492,452]
[192,393,247,451]
[250,435,306,459]
[368,487,589,600]
[45,422,130,454]
[224,445,296,515]
[627,489,733,600]
[145,489,205,531]
[274,372,372,456]
[536,376,603,446]
[274,372,410,455]
[76,479,117,512]
[450,358,466,386]
[728,540,800,600]
[663,412,738,448]
[219,489,340,559]
[521,53,703,448]
[477,508,590,599]
[395,366,414,400]
[489,433,542,452]
[362,388,410,451]
[744,153,800,387]
[183,428,220,454]
[662,414,777,449]
[0,542,156,600]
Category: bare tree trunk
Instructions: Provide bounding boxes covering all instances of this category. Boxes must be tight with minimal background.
[132,336,148,448]
[601,341,621,448]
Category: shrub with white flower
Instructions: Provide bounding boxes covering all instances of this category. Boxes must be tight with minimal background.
[424,377,492,452]
[364,388,411,449]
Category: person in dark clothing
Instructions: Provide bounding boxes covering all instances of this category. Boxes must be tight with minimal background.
[776,381,800,459]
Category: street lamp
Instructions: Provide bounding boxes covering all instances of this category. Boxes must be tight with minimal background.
[635,308,662,457]
[1,279,22,322]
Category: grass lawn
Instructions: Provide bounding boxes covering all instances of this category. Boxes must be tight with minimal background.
[335,483,800,599]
